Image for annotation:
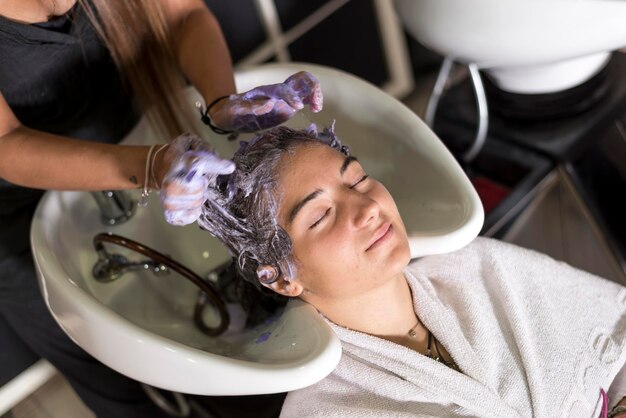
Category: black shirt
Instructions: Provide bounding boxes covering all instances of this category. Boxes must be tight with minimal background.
[0,4,140,256]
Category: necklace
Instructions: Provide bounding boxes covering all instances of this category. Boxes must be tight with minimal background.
[407,321,420,338]
[407,318,459,371]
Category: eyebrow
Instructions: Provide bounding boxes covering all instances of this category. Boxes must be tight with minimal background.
[287,156,358,225]
[340,156,358,175]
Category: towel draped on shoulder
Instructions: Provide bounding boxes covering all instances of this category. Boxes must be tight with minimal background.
[280,237,626,418]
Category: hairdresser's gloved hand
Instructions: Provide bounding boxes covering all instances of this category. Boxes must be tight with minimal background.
[159,133,234,226]
[210,71,323,133]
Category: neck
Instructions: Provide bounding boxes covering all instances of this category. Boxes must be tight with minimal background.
[310,272,418,340]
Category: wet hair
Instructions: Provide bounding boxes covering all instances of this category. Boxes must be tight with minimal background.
[197,124,349,324]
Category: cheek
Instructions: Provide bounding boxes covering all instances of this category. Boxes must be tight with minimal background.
[293,230,355,269]
[374,184,398,211]
[290,232,361,293]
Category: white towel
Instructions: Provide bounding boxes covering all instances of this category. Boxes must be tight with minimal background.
[280,237,626,418]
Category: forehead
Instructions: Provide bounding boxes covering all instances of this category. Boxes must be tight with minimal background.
[275,143,348,211]
[278,142,345,178]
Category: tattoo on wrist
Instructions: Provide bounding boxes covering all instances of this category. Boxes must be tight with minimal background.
[129,175,138,185]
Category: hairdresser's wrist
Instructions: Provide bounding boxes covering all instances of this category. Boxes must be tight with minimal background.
[150,144,169,190]
[206,95,230,129]
[207,95,229,116]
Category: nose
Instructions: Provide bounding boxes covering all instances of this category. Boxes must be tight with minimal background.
[352,194,379,229]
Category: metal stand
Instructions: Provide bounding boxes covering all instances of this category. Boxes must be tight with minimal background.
[425,57,489,164]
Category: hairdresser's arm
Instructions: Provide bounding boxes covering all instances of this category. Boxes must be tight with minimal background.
[163,0,322,132]
[0,93,149,190]
[164,0,236,107]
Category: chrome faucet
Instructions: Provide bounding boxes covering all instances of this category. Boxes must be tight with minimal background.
[90,190,135,225]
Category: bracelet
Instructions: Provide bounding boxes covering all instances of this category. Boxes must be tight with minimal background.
[150,144,169,190]
[196,95,232,135]
[138,144,159,207]
[609,405,626,418]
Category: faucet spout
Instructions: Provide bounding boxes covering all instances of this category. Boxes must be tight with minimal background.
[91,190,135,225]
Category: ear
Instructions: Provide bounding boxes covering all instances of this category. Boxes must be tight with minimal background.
[256,264,303,297]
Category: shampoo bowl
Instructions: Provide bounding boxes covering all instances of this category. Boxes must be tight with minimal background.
[30,63,483,395]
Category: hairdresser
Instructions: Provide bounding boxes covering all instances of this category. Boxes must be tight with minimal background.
[0,0,320,417]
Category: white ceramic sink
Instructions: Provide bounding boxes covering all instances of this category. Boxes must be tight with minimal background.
[396,0,626,93]
[30,63,483,395]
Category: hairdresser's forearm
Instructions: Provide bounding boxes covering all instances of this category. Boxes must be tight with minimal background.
[168,1,236,105]
[0,126,149,190]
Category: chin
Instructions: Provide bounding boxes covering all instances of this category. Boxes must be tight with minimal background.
[385,239,412,275]
[398,245,412,269]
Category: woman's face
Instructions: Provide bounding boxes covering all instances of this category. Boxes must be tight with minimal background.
[273,143,411,303]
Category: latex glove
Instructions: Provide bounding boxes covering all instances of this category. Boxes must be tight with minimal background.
[159,133,234,226]
[210,71,323,133]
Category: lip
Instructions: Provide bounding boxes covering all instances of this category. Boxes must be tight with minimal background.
[366,222,393,251]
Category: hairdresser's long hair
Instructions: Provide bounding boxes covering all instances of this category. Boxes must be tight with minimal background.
[78,0,194,138]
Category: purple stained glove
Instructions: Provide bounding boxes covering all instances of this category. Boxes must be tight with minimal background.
[210,71,323,133]
[160,133,235,226]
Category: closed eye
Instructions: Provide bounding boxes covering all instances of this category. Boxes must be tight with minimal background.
[307,175,368,230]
[309,207,331,229]
[351,175,369,188]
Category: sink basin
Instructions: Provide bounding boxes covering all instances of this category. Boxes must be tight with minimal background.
[395,0,626,93]
[30,63,482,395]
[33,188,341,396]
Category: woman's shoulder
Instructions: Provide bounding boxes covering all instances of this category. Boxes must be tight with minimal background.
[279,360,356,418]
[404,236,584,290]
[408,236,548,268]
[406,236,621,295]
[407,236,507,271]
[448,236,526,256]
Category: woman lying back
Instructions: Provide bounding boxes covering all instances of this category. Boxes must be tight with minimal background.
[197,125,626,418]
